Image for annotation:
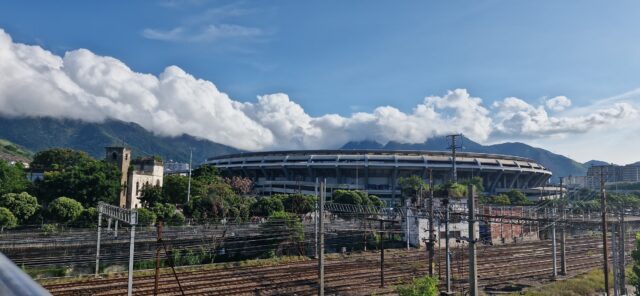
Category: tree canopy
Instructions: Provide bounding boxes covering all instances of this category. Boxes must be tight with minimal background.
[0,207,17,231]
[0,192,39,223]
[48,197,84,223]
[0,160,29,196]
[31,148,93,170]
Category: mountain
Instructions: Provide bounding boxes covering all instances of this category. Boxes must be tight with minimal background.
[0,138,32,163]
[340,136,588,181]
[0,116,241,164]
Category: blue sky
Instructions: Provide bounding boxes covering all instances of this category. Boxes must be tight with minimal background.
[1,0,640,163]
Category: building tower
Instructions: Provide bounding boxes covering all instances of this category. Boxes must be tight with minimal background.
[105,146,131,208]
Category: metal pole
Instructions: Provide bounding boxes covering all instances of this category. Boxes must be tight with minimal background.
[314,177,318,259]
[406,199,410,250]
[612,227,619,296]
[552,222,557,279]
[154,221,163,296]
[95,211,102,277]
[560,226,567,276]
[428,169,435,277]
[445,198,451,294]
[128,224,136,296]
[380,220,385,288]
[318,180,325,296]
[115,220,118,239]
[107,217,112,231]
[619,211,626,295]
[467,185,478,296]
[601,169,610,296]
[187,148,192,203]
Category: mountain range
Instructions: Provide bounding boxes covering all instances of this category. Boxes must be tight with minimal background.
[0,116,616,181]
[0,116,240,164]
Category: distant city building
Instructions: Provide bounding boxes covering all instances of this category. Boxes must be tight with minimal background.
[585,163,640,188]
[105,147,164,209]
[163,160,190,176]
[564,175,586,188]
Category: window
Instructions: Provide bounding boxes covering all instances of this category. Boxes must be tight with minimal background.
[112,152,118,161]
[125,154,128,160]
[136,182,139,195]
[156,180,160,186]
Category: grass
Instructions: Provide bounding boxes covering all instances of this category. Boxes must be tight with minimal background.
[509,268,612,296]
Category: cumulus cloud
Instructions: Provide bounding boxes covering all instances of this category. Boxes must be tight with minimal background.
[0,28,638,151]
[492,97,638,138]
[545,96,572,112]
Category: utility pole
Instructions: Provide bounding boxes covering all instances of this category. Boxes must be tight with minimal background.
[428,169,435,277]
[559,177,567,276]
[446,134,462,183]
[95,211,102,277]
[406,199,410,250]
[187,148,192,203]
[154,221,163,296]
[467,185,478,296]
[600,168,610,296]
[317,180,325,296]
[444,197,451,294]
[619,210,626,295]
[380,220,385,288]
[612,227,619,296]
[314,178,318,259]
[551,222,557,279]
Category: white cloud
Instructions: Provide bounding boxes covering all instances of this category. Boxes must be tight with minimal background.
[492,97,638,138]
[545,96,571,112]
[142,24,262,42]
[0,28,638,153]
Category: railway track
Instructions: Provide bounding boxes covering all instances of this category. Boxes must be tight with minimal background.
[43,235,631,295]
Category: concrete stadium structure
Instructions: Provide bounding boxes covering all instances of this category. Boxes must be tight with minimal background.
[206,150,552,204]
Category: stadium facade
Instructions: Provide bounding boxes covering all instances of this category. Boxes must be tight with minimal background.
[205,150,552,204]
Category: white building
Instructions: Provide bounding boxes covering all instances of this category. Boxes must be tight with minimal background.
[105,147,164,209]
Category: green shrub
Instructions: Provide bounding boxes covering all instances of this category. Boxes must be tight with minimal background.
[41,223,58,235]
[396,275,439,296]
[0,207,17,231]
[48,197,84,223]
[0,192,39,223]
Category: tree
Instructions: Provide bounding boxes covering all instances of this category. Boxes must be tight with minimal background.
[0,207,17,232]
[251,197,284,217]
[152,203,184,225]
[0,192,39,223]
[72,207,98,228]
[162,175,189,204]
[280,194,316,215]
[489,194,511,205]
[30,148,93,170]
[48,197,84,223]
[333,190,363,205]
[223,176,254,195]
[464,176,485,193]
[398,175,428,204]
[506,190,531,205]
[0,160,29,195]
[34,158,121,206]
[259,211,304,256]
[140,184,164,207]
[137,208,157,226]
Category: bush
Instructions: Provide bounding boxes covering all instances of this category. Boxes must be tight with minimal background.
[250,197,284,217]
[136,208,157,226]
[72,207,98,228]
[41,223,58,235]
[280,194,316,215]
[0,207,17,231]
[0,192,39,223]
[396,275,439,296]
[48,197,84,223]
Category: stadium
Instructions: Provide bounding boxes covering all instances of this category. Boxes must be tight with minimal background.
[205,149,553,204]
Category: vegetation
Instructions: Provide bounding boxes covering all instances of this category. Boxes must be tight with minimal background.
[0,159,29,195]
[395,275,439,296]
[137,208,157,226]
[332,190,384,207]
[47,197,84,223]
[250,197,284,217]
[0,207,18,231]
[511,268,611,296]
[0,192,39,223]
[278,194,316,215]
[259,211,305,257]
[398,175,429,204]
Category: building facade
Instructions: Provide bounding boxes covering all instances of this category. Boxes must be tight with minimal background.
[206,150,552,205]
[105,147,164,209]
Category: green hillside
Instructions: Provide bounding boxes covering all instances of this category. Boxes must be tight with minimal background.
[0,117,241,164]
[0,138,32,163]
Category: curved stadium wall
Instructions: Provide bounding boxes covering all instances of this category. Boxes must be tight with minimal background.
[205,150,552,205]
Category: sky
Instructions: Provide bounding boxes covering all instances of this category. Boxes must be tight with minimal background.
[0,0,639,164]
